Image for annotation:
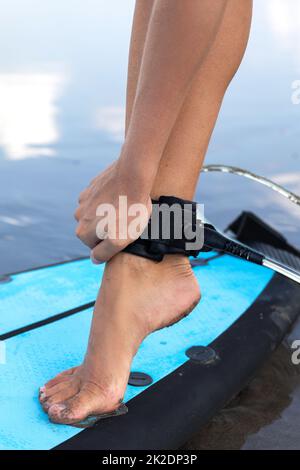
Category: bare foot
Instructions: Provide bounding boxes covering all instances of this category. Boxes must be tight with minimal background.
[39,253,201,426]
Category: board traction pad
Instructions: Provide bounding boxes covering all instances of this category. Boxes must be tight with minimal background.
[0,254,273,450]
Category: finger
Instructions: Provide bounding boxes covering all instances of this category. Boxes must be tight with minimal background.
[74,206,82,222]
[91,239,128,264]
[78,189,89,204]
[75,222,100,249]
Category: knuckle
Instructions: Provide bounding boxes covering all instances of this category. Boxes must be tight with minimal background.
[74,207,81,221]
[78,190,86,203]
[75,224,85,239]
[82,215,92,224]
[91,248,104,263]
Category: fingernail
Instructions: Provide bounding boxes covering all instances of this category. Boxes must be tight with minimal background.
[91,255,101,265]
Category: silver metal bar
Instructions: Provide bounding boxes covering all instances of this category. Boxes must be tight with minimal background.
[202,164,300,206]
[201,164,300,283]
[263,258,300,284]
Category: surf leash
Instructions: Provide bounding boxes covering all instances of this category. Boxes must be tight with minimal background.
[124,194,300,285]
[202,164,300,283]
[202,223,300,284]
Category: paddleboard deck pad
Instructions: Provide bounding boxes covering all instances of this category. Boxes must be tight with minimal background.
[0,213,299,450]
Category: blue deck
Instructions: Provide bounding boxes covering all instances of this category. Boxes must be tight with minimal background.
[0,255,273,449]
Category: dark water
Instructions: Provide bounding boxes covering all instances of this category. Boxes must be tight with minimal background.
[0,0,299,449]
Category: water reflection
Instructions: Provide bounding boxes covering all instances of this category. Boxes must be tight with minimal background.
[267,0,300,52]
[0,72,65,160]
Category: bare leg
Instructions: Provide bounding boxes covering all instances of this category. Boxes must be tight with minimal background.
[126,0,253,199]
[119,0,228,190]
[75,1,227,263]
[41,1,252,425]
[125,0,154,133]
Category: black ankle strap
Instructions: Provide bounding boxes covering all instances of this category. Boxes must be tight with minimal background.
[123,195,265,265]
[123,196,204,262]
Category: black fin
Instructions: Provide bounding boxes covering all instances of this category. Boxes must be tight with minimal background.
[227,211,300,257]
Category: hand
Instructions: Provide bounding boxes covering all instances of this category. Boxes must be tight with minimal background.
[75,161,152,263]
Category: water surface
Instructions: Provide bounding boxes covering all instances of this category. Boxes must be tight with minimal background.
[0,0,299,450]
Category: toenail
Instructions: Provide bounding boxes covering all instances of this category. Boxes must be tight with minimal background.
[40,392,46,400]
[49,403,67,415]
[39,386,46,393]
[44,401,52,411]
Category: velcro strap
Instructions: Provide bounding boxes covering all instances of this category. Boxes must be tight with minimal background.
[124,195,204,262]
